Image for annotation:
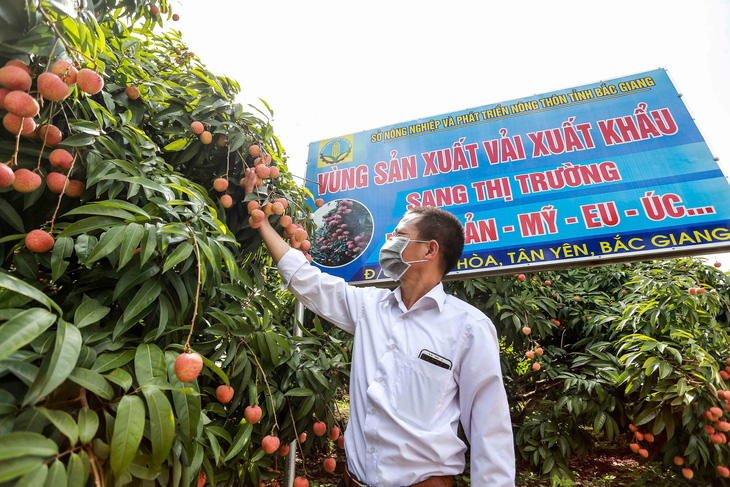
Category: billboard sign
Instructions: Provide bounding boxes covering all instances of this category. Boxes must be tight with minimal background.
[304,69,730,284]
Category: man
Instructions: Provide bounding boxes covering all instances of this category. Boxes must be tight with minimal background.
[257,205,515,486]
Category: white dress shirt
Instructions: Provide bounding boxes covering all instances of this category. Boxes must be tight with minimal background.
[278,249,515,486]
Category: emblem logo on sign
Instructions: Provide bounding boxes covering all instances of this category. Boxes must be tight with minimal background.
[318,136,353,167]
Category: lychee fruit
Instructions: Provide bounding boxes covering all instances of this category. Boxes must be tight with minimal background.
[65,180,85,198]
[250,209,265,223]
[4,60,31,74]
[277,444,290,456]
[535,347,543,356]
[279,215,292,227]
[126,86,140,100]
[532,362,541,371]
[38,125,63,146]
[200,131,212,145]
[247,200,260,213]
[638,448,648,458]
[269,166,280,178]
[174,352,203,382]
[517,274,526,281]
[213,178,228,192]
[37,73,70,101]
[629,443,640,453]
[337,436,344,449]
[0,88,8,110]
[76,69,104,95]
[674,456,684,466]
[313,421,326,437]
[3,113,36,135]
[295,228,307,243]
[0,164,14,188]
[715,262,722,268]
[26,229,55,253]
[173,13,180,21]
[220,195,233,208]
[525,350,535,359]
[215,385,234,403]
[255,165,270,178]
[51,60,78,85]
[244,405,262,424]
[12,168,41,192]
[293,478,309,487]
[300,240,311,252]
[46,172,69,194]
[298,432,307,443]
[323,457,336,473]
[0,65,32,91]
[522,326,531,335]
[49,148,73,170]
[150,5,160,15]
[329,426,340,441]
[249,217,261,229]
[315,198,324,207]
[190,121,204,134]
[197,471,206,487]
[271,202,284,215]
[681,468,693,479]
[216,135,226,147]
[4,91,39,117]
[261,435,280,454]
[249,144,260,157]
[718,466,730,478]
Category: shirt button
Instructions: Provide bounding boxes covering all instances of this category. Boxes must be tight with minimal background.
[389,343,396,350]
[369,447,375,453]
[370,408,376,414]
[377,377,383,382]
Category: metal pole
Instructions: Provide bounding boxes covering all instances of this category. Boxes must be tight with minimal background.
[284,300,305,487]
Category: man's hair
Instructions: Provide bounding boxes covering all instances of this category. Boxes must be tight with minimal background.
[406,206,465,277]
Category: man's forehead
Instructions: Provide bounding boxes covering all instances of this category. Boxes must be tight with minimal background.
[394,213,420,233]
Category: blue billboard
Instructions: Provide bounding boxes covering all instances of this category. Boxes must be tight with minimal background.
[305,69,730,284]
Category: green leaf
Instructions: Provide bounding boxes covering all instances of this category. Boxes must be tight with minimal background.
[51,236,74,281]
[0,308,57,362]
[123,280,162,323]
[84,225,125,264]
[68,368,113,400]
[104,368,133,391]
[0,274,62,314]
[162,242,193,273]
[44,459,67,486]
[135,344,166,385]
[0,457,45,483]
[0,197,24,232]
[199,354,229,387]
[58,216,121,237]
[77,407,99,444]
[284,388,313,397]
[224,423,252,462]
[142,388,175,466]
[139,224,157,265]
[91,350,135,373]
[66,453,87,487]
[118,223,145,269]
[12,463,47,487]
[0,432,58,460]
[110,395,146,478]
[63,204,135,220]
[164,138,190,151]
[74,297,110,328]
[23,320,82,405]
[35,407,79,445]
[59,133,96,147]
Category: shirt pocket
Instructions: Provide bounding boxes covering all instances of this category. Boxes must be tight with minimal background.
[395,353,452,428]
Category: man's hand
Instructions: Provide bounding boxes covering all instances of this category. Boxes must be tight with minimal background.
[242,167,257,195]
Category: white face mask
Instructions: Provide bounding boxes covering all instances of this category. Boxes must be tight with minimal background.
[378,236,429,280]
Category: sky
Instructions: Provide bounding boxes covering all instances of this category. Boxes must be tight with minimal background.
[173,0,730,267]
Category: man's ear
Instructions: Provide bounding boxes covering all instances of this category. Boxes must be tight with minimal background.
[426,240,439,260]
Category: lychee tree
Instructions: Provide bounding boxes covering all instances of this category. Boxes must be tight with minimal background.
[0,1,345,486]
[446,257,730,483]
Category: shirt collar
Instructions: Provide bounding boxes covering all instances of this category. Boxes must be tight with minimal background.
[379,282,447,313]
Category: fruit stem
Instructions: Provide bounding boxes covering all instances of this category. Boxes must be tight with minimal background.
[10,122,23,166]
[36,2,83,67]
[35,101,56,171]
[287,400,308,477]
[45,38,60,73]
[242,339,279,434]
[49,151,77,233]
[183,224,202,353]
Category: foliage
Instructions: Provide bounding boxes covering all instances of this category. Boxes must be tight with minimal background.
[447,257,730,484]
[0,1,344,486]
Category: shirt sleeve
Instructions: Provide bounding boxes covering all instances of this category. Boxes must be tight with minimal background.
[277,248,366,334]
[457,317,515,486]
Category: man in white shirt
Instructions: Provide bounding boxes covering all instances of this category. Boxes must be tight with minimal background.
[257,206,515,486]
